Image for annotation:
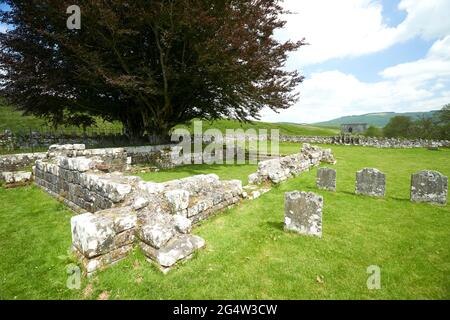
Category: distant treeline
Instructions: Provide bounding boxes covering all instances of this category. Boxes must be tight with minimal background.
[365,104,449,140]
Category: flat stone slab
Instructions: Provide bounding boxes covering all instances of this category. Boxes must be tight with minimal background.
[317,167,336,191]
[140,234,205,268]
[355,168,386,197]
[284,191,323,237]
[411,170,448,205]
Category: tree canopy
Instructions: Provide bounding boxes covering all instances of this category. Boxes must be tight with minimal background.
[382,104,450,140]
[0,0,305,142]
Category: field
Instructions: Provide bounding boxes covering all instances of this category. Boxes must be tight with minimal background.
[0,101,338,137]
[0,143,449,299]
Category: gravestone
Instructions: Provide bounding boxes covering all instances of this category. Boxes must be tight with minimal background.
[317,167,336,191]
[284,191,323,237]
[355,168,385,197]
[410,170,448,205]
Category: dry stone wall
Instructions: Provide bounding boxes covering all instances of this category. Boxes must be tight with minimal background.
[280,135,449,149]
[248,143,336,185]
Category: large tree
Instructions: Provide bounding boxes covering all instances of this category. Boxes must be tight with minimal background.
[0,0,304,142]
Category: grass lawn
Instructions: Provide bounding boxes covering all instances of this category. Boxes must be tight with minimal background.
[0,100,338,137]
[0,144,449,299]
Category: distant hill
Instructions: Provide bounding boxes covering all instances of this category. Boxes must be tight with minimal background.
[314,111,439,128]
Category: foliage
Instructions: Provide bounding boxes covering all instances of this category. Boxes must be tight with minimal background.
[0,0,304,141]
[383,105,450,140]
[383,116,414,138]
[364,125,383,137]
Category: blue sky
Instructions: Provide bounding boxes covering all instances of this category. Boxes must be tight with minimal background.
[1,1,449,123]
[262,0,450,123]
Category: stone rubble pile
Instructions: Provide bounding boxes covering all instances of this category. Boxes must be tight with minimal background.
[248,144,336,184]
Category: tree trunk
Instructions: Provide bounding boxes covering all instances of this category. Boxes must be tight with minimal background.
[147,120,171,145]
[122,113,145,144]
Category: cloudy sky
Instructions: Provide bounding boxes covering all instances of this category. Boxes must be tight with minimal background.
[1,1,449,124]
[261,0,450,123]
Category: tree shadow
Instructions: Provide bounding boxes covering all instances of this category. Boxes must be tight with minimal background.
[266,221,284,231]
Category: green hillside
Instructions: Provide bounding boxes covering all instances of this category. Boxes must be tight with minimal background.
[0,101,122,134]
[0,101,338,137]
[177,119,339,136]
[315,110,438,128]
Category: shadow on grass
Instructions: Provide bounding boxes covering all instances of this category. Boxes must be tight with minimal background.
[266,221,284,231]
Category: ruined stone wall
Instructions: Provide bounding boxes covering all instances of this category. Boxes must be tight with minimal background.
[0,152,47,172]
[279,135,450,148]
[248,144,336,185]
[34,154,135,213]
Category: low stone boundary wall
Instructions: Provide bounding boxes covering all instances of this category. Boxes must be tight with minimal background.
[280,135,450,148]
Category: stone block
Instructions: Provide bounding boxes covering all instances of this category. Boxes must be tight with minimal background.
[317,167,336,191]
[138,212,177,249]
[71,213,115,258]
[355,168,386,197]
[411,170,448,205]
[140,234,205,268]
[164,189,190,212]
[284,191,323,237]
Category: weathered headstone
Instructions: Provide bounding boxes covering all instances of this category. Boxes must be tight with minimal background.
[284,191,323,237]
[410,170,448,205]
[355,168,385,197]
[317,167,336,191]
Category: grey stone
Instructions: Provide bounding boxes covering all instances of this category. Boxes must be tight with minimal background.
[410,170,448,205]
[132,197,149,211]
[0,171,32,184]
[173,214,192,234]
[164,189,190,212]
[317,167,336,191]
[71,213,115,258]
[284,191,323,237]
[355,168,386,197]
[140,234,205,268]
[138,212,177,249]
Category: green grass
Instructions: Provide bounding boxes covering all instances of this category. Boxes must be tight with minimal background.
[176,119,339,137]
[0,101,122,134]
[0,144,449,299]
[1,100,338,137]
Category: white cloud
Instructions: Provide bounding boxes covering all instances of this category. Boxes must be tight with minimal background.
[280,0,450,65]
[261,36,450,123]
